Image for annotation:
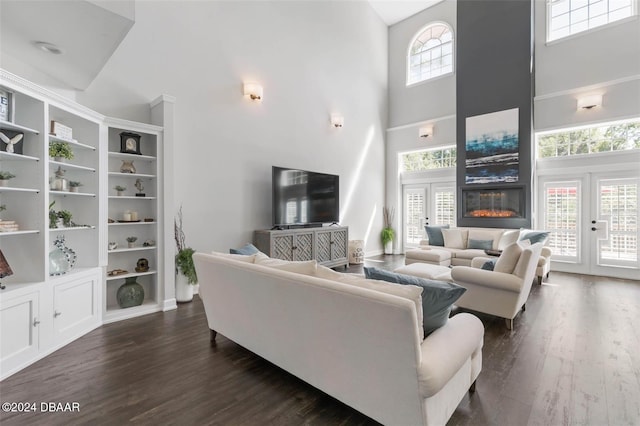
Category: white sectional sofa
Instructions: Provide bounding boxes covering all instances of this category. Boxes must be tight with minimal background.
[406,227,552,285]
[193,252,484,426]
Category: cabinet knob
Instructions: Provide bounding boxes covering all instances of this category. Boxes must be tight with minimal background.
[33,318,40,327]
[54,311,62,318]
[292,246,297,250]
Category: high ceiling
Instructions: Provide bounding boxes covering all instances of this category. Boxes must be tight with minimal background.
[367,0,444,25]
[0,0,440,90]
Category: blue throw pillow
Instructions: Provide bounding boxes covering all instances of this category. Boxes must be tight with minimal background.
[519,230,549,245]
[230,243,260,255]
[364,267,466,336]
[468,239,493,250]
[425,225,450,247]
[481,260,496,271]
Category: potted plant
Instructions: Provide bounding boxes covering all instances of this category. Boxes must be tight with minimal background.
[175,206,197,303]
[114,185,126,196]
[49,141,74,162]
[69,181,83,193]
[58,209,73,228]
[381,206,395,255]
[126,236,138,248]
[0,171,15,187]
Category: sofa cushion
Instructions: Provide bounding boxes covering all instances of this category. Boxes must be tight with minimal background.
[363,267,466,336]
[519,229,550,245]
[268,260,318,275]
[468,229,504,250]
[494,241,529,274]
[498,229,520,250]
[453,249,487,261]
[442,229,468,249]
[467,239,493,250]
[210,252,257,263]
[230,243,260,255]
[481,260,496,271]
[425,225,449,246]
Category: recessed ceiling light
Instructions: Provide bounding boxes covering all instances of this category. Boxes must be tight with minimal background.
[33,41,64,55]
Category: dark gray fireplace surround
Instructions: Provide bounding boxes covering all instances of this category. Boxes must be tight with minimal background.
[456,0,534,229]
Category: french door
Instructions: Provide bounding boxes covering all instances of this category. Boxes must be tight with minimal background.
[403,183,455,249]
[539,171,639,280]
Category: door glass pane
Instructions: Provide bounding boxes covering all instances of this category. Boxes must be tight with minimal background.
[405,190,425,245]
[544,182,580,260]
[434,189,455,226]
[598,179,638,265]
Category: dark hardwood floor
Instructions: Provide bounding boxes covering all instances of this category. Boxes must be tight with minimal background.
[1,255,639,425]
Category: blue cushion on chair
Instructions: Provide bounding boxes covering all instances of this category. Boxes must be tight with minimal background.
[364,267,466,336]
[230,243,260,255]
[425,225,450,247]
[519,230,550,245]
[481,260,496,271]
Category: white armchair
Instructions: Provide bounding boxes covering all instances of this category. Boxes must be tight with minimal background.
[450,242,543,330]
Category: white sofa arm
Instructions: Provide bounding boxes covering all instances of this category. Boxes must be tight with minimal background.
[418,313,484,397]
[541,247,552,258]
[451,266,523,292]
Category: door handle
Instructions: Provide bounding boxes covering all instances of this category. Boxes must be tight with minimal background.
[54,311,62,318]
[592,220,596,224]
[591,227,597,231]
[33,318,40,327]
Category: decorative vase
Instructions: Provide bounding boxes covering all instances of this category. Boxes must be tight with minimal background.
[49,235,77,275]
[0,180,8,187]
[176,272,194,303]
[116,277,145,308]
[69,186,78,193]
[120,160,136,174]
[384,241,393,255]
[53,156,65,163]
[117,191,124,196]
[128,242,135,248]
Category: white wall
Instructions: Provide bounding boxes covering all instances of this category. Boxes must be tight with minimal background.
[386,0,457,251]
[534,0,640,130]
[71,1,388,255]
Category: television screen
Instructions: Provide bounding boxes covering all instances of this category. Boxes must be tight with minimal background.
[272,166,339,226]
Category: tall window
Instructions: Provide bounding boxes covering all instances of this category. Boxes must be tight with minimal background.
[401,146,457,172]
[547,0,637,42]
[407,22,454,85]
[537,120,640,158]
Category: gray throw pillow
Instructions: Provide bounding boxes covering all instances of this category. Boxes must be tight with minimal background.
[481,260,496,271]
[230,243,260,255]
[364,267,466,336]
[425,225,450,247]
[468,239,493,250]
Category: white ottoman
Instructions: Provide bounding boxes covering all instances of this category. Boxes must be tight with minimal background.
[394,263,453,282]
[404,248,451,266]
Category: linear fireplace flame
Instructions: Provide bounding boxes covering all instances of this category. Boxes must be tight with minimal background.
[462,188,524,219]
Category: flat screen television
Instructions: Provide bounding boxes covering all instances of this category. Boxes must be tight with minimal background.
[272,166,339,227]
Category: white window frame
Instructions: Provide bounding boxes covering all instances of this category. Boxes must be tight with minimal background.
[546,0,638,43]
[406,21,455,87]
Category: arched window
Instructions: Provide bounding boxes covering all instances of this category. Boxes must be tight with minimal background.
[407,22,454,86]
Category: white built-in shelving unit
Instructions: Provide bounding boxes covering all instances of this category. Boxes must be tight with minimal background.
[0,69,175,380]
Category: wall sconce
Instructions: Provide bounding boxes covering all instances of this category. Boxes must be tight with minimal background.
[419,125,434,138]
[330,114,344,128]
[243,82,263,101]
[577,94,602,110]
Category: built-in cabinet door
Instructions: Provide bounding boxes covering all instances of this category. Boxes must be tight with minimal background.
[0,291,40,379]
[52,272,99,344]
[293,232,314,261]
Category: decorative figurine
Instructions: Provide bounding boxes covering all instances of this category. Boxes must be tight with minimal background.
[135,258,149,272]
[135,178,145,197]
[0,131,23,154]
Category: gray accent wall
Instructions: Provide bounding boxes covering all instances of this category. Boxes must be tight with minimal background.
[456,0,534,229]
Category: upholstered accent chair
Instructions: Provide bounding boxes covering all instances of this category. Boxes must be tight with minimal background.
[450,242,543,330]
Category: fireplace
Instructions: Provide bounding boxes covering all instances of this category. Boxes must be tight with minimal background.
[462,187,524,220]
